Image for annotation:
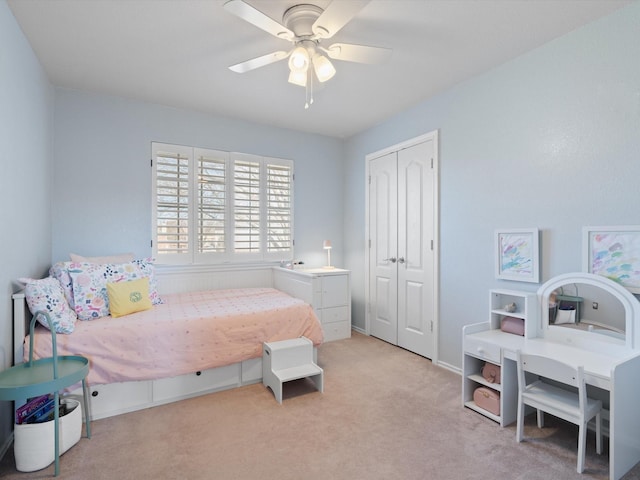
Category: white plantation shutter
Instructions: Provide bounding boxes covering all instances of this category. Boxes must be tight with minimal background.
[152,143,293,264]
[196,149,227,254]
[266,160,293,253]
[232,155,261,254]
[153,144,191,261]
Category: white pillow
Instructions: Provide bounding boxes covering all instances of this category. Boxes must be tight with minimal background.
[69,252,135,264]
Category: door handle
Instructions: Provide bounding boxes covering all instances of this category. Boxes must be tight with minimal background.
[382,257,397,263]
[397,257,405,264]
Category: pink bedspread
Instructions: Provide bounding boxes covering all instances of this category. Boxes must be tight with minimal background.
[25,288,323,386]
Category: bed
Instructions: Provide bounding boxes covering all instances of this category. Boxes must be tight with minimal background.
[13,258,323,420]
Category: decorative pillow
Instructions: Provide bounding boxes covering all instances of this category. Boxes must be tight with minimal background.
[69,252,135,264]
[49,261,76,309]
[130,258,162,305]
[107,277,152,318]
[69,258,162,320]
[18,277,77,334]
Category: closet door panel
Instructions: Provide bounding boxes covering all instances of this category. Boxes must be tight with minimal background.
[369,152,398,344]
[397,140,435,358]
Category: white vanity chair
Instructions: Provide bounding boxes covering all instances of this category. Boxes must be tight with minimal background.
[516,350,603,473]
[535,272,640,479]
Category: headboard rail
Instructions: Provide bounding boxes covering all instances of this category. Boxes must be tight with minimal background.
[12,291,29,366]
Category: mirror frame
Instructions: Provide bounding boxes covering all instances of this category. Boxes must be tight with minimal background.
[538,272,640,350]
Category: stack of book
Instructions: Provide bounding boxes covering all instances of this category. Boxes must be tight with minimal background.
[15,395,68,424]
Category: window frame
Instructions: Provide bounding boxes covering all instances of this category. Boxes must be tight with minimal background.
[151,142,294,265]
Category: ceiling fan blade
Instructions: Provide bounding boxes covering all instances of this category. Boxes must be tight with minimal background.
[323,43,392,64]
[229,51,290,73]
[312,0,370,39]
[223,0,294,41]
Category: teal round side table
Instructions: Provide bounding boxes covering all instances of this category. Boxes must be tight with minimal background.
[0,311,91,476]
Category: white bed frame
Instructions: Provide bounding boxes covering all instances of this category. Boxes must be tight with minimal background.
[12,264,316,420]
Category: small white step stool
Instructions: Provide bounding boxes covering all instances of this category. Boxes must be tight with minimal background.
[262,337,323,404]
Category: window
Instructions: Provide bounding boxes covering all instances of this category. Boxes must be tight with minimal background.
[152,143,293,264]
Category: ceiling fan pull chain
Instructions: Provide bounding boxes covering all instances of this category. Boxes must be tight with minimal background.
[305,67,313,109]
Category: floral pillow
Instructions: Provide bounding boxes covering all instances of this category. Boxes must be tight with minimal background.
[69,258,162,320]
[18,277,77,334]
[50,261,75,309]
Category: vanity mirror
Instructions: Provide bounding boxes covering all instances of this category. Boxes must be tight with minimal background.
[538,272,640,350]
[549,282,625,336]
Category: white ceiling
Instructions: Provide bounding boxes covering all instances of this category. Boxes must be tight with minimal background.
[8,0,630,138]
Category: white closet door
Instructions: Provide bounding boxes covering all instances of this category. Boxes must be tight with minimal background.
[369,151,398,344]
[397,139,435,358]
[367,134,436,359]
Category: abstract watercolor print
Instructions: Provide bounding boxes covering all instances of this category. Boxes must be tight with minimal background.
[500,233,533,277]
[589,231,640,291]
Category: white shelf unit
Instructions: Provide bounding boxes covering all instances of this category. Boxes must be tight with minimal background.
[490,289,538,338]
[462,323,517,426]
[462,289,538,426]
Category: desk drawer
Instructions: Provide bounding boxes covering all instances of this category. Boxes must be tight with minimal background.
[464,336,501,363]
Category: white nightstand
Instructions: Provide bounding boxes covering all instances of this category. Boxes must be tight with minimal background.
[272,267,351,341]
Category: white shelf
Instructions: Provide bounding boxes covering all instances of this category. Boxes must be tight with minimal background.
[467,373,502,392]
[464,400,501,423]
[491,308,526,320]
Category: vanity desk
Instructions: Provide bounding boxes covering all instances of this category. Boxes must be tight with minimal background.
[462,273,640,480]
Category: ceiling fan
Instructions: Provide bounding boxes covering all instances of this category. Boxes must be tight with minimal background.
[223,0,391,107]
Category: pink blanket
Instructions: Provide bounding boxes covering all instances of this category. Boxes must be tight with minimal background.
[25,288,323,386]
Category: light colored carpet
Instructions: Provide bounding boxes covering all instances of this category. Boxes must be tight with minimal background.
[1,332,639,479]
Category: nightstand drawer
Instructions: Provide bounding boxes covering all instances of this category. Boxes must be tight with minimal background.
[321,306,349,324]
[464,336,501,363]
[322,320,351,341]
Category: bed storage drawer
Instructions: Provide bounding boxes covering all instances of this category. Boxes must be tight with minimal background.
[85,381,153,420]
[152,364,241,403]
[241,357,262,383]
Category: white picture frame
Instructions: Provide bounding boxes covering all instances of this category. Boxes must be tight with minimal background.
[495,228,540,283]
[583,225,640,294]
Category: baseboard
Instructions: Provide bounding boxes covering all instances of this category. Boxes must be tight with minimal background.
[436,360,461,375]
[351,326,366,335]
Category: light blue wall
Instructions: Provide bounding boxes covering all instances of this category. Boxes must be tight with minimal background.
[53,90,345,267]
[343,2,640,369]
[0,0,53,452]
[2,1,640,458]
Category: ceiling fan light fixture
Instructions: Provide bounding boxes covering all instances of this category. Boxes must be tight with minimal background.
[288,69,307,87]
[313,53,336,83]
[288,46,310,73]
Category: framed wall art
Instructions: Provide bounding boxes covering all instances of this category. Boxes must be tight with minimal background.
[495,228,540,283]
[583,225,640,294]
